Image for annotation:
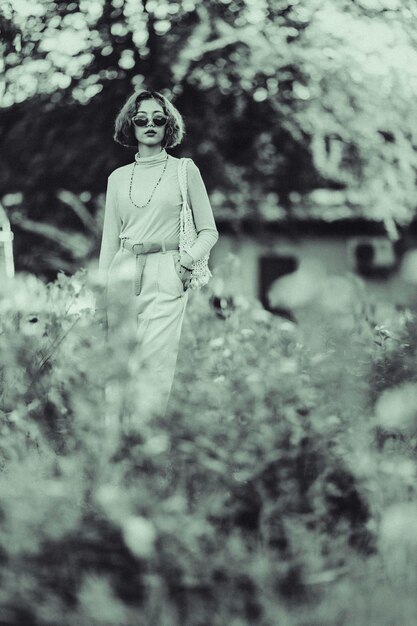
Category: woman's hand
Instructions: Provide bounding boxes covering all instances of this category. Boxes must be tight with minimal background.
[180,251,194,269]
[179,252,193,289]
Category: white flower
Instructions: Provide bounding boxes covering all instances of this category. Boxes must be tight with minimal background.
[122,516,156,559]
[241,328,254,337]
[279,358,298,374]
[381,458,416,483]
[380,503,417,549]
[142,434,169,456]
[375,383,417,431]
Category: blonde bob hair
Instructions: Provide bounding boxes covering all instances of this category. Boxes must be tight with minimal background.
[113,89,185,149]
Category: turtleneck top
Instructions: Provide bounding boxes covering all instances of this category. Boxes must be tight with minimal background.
[98,148,219,286]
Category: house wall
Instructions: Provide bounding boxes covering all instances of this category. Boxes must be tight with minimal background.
[210,233,417,310]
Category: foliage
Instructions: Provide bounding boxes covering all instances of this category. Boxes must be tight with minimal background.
[0,269,417,624]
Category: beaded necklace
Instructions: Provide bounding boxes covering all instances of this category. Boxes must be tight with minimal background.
[129,154,169,209]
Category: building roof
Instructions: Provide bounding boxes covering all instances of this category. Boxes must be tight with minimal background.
[216,215,391,238]
[213,188,404,239]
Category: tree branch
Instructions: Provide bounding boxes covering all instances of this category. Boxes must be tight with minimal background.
[10,213,92,258]
[56,189,98,234]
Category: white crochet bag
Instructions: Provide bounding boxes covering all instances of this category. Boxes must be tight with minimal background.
[177,157,213,290]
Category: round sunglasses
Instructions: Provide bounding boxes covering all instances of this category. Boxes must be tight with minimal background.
[132,114,168,127]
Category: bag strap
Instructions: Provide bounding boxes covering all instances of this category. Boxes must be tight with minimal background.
[178,157,191,205]
[177,158,185,205]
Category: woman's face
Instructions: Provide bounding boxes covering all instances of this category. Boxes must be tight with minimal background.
[133,98,167,149]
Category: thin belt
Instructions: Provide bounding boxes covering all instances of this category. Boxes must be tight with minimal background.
[121,238,179,296]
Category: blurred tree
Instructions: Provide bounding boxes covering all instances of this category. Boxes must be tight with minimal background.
[0,0,417,278]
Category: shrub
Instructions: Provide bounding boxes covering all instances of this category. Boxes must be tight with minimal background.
[0,269,416,625]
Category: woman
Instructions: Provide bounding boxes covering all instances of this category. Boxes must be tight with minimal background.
[95,89,219,422]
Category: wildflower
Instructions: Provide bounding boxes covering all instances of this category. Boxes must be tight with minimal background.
[279,358,297,374]
[374,325,391,339]
[241,328,254,337]
[142,434,169,456]
[210,337,224,348]
[379,502,417,548]
[381,458,416,484]
[375,383,417,432]
[121,516,156,559]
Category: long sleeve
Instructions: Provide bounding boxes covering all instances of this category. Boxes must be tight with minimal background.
[183,160,219,263]
[96,173,122,309]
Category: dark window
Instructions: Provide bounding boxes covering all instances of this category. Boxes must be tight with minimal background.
[259,254,298,319]
[353,240,396,279]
